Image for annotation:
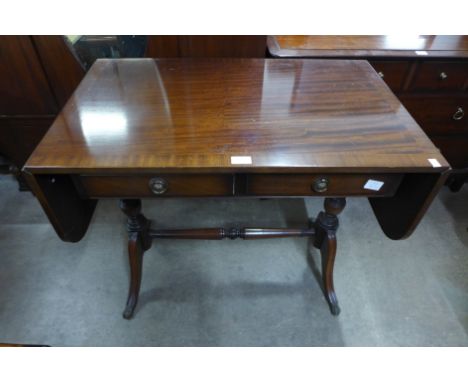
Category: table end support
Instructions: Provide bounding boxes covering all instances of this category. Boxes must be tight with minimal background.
[120,199,152,319]
[118,197,346,318]
[312,198,346,316]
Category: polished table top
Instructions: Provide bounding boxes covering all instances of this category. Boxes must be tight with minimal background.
[268,35,468,58]
[24,58,448,174]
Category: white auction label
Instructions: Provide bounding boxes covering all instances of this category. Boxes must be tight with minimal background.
[364,179,384,191]
[231,156,252,165]
[415,50,428,56]
[428,158,441,168]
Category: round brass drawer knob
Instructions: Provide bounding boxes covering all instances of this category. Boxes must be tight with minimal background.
[312,177,329,193]
[149,177,168,195]
[439,72,448,80]
[453,107,464,121]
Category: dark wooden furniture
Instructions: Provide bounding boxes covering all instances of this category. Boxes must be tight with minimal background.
[23,58,450,319]
[0,36,85,189]
[268,35,468,190]
[32,36,86,107]
[145,36,267,58]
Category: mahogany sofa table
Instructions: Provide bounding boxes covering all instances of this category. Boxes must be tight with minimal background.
[23,58,450,319]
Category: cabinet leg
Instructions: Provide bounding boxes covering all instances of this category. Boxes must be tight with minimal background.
[313,198,346,316]
[120,199,152,319]
[447,174,467,192]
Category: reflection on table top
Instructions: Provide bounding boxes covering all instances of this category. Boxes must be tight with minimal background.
[268,35,468,58]
[24,58,449,174]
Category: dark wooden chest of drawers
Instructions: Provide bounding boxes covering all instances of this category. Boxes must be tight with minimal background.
[370,59,467,189]
[368,58,467,161]
[268,35,468,190]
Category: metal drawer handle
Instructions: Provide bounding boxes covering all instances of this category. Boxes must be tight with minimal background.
[439,72,448,80]
[149,177,168,194]
[453,107,464,121]
[378,71,384,79]
[312,177,329,193]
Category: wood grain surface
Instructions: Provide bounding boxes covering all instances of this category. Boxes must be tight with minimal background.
[268,35,468,58]
[24,58,448,174]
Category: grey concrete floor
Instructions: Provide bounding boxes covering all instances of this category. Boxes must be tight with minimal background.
[0,175,467,346]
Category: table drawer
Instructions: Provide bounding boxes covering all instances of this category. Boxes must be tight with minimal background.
[246,174,403,197]
[369,61,410,92]
[401,96,468,135]
[78,174,234,197]
[408,61,468,91]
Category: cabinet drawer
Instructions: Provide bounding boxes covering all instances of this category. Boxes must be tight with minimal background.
[369,61,410,92]
[430,137,468,169]
[401,96,468,135]
[246,174,403,197]
[78,174,234,197]
[408,61,468,91]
